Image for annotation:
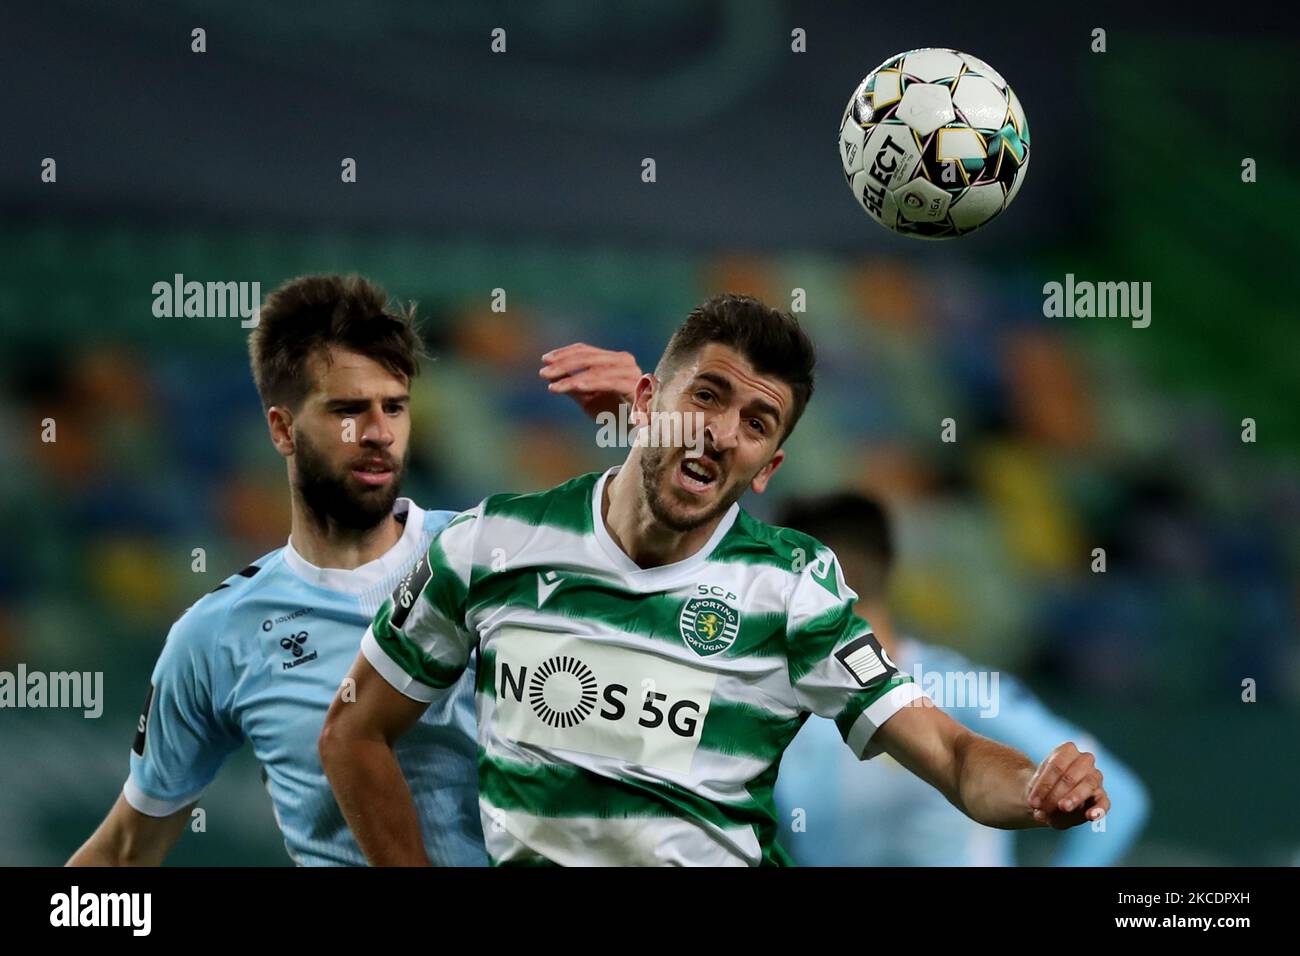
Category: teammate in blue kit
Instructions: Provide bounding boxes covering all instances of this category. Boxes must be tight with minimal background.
[773,492,1150,866]
[68,275,639,866]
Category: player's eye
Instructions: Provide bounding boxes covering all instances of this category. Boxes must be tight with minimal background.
[694,389,715,404]
[749,418,766,434]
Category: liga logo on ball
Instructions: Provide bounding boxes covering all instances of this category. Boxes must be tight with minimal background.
[839,48,1030,238]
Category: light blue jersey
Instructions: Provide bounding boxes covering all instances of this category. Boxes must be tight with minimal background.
[775,637,1149,866]
[124,499,486,866]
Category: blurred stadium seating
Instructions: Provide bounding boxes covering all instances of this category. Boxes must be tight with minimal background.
[0,222,1295,864]
[0,1,1296,865]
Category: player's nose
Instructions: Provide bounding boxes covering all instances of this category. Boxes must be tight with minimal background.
[358,406,394,446]
[705,409,740,452]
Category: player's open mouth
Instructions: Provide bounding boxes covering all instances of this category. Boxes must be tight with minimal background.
[352,462,393,486]
[675,457,717,495]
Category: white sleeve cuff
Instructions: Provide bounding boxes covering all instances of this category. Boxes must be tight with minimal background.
[123,776,204,817]
[847,681,929,760]
[360,627,439,703]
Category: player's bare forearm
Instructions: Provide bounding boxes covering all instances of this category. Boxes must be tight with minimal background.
[318,654,433,866]
[875,698,1110,831]
[876,703,1037,828]
[67,794,192,866]
[319,731,429,865]
[949,730,1039,829]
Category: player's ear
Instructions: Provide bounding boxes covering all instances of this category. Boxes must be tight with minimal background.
[267,406,295,457]
[630,373,657,428]
[750,449,785,494]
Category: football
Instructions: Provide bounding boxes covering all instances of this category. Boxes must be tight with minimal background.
[838,48,1030,239]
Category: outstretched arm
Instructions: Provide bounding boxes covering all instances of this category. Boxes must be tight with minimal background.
[953,671,1146,862]
[873,698,1110,830]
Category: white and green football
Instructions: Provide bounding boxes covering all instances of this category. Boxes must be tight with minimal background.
[838,48,1030,239]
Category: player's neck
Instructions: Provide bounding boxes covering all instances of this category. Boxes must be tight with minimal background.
[603,466,722,569]
[287,495,404,572]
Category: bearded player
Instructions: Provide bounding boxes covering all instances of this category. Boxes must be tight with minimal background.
[68,274,639,866]
[321,293,1110,865]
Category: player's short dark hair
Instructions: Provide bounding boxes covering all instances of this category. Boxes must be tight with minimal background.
[249,274,424,411]
[655,293,816,444]
[776,492,895,599]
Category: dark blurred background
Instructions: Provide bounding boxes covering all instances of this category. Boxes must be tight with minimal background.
[0,0,1296,864]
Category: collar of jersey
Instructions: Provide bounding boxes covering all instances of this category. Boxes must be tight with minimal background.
[589,466,739,587]
[282,497,425,595]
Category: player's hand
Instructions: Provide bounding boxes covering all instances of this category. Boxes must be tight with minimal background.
[540,343,642,421]
[1025,742,1109,829]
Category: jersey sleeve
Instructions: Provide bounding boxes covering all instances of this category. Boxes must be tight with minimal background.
[785,547,928,760]
[361,504,482,702]
[124,600,244,817]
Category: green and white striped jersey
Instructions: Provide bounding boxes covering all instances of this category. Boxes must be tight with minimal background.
[362,467,926,866]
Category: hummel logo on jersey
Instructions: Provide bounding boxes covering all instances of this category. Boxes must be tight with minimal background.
[281,631,308,656]
[537,570,562,607]
[279,631,318,670]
